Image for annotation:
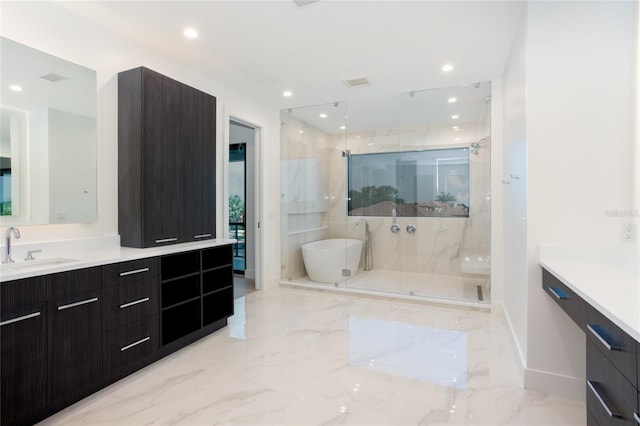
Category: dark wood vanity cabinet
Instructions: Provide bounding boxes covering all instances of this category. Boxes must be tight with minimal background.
[118,66,216,248]
[102,258,160,378]
[0,277,48,426]
[48,268,103,405]
[1,244,233,425]
[542,267,640,425]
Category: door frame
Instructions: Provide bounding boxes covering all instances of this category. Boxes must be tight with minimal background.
[221,106,263,290]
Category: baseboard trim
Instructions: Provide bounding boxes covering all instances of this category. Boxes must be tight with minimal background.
[524,368,585,401]
[244,269,256,280]
[500,301,526,382]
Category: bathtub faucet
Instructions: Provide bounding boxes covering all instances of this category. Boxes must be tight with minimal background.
[357,219,370,237]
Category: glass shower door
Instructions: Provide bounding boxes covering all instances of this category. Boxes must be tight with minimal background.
[397,84,492,304]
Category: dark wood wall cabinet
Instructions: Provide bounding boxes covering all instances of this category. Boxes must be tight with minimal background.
[542,268,639,426]
[118,66,216,248]
[0,244,233,426]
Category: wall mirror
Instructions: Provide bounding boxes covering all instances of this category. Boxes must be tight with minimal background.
[0,36,97,226]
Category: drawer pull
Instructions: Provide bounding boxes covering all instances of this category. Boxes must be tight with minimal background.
[194,233,212,239]
[0,311,40,326]
[586,380,620,418]
[155,237,177,243]
[119,267,150,277]
[548,286,568,300]
[120,297,150,309]
[587,324,621,351]
[58,297,98,311]
[634,413,640,424]
[120,336,150,352]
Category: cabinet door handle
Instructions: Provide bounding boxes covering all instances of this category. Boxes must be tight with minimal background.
[58,297,99,311]
[634,412,640,424]
[194,233,212,239]
[586,380,621,418]
[587,324,621,351]
[0,311,41,326]
[119,267,150,277]
[120,297,150,309]
[120,336,150,352]
[155,238,177,243]
[548,286,568,300]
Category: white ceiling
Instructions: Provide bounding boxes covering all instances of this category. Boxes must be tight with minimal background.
[57,0,526,114]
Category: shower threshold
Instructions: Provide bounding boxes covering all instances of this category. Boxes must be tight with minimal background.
[280,272,491,310]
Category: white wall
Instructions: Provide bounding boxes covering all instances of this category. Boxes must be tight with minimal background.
[502,9,528,376]
[0,1,282,289]
[502,0,637,399]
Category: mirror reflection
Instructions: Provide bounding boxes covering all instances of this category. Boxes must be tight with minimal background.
[0,37,97,225]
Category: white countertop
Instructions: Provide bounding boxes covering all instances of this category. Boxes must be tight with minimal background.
[0,238,236,282]
[539,244,640,342]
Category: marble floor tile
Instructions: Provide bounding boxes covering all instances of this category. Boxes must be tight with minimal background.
[39,287,584,426]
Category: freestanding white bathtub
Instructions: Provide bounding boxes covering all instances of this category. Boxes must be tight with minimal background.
[301,239,363,284]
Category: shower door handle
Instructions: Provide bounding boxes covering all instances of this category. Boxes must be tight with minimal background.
[406,224,416,234]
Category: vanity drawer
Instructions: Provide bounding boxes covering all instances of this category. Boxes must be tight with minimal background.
[102,258,159,286]
[103,277,159,331]
[49,267,102,300]
[587,340,636,425]
[542,268,586,331]
[586,303,637,388]
[103,315,159,374]
[0,276,48,311]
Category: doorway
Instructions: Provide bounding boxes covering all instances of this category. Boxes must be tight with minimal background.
[229,120,256,296]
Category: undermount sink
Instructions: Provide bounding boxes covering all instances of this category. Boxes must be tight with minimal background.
[1,257,77,272]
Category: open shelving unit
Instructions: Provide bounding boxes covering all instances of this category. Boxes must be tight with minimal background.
[160,246,233,346]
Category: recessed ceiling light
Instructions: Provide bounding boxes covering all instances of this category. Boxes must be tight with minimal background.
[339,125,346,130]
[455,138,461,141]
[184,28,198,39]
[9,85,23,92]
[448,97,457,103]
[452,126,460,131]
[299,130,304,134]
[319,113,327,118]
[283,90,293,97]
[451,115,459,119]
[442,64,454,72]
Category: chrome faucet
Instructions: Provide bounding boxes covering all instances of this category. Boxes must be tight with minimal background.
[3,227,21,264]
[391,208,400,233]
[358,218,370,237]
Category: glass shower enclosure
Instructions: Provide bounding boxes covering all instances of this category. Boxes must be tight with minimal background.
[280,83,492,307]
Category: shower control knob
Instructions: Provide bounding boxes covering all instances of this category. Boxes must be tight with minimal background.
[406,224,417,234]
[391,223,401,233]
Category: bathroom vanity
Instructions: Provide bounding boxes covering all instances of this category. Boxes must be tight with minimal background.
[0,240,234,426]
[540,245,639,426]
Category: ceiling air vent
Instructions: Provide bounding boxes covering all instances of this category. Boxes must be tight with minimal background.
[342,76,371,89]
[40,73,67,82]
[293,0,319,7]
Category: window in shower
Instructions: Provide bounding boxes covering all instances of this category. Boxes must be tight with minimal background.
[347,147,470,217]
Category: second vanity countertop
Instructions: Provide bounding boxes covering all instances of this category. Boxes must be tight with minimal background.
[539,244,640,342]
[0,238,237,282]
